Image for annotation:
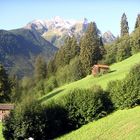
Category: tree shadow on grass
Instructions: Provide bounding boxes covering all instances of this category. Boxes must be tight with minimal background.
[109,70,116,73]
[39,89,64,103]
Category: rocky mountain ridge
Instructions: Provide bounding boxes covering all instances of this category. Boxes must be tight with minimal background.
[24,17,116,47]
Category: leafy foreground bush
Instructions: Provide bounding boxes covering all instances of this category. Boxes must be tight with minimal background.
[60,86,113,128]
[3,100,70,140]
[108,63,140,109]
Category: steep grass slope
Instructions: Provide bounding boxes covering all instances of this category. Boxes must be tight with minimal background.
[0,123,4,140]
[57,106,140,140]
[40,52,140,103]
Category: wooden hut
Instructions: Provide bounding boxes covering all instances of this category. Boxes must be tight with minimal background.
[0,104,14,122]
[92,64,110,76]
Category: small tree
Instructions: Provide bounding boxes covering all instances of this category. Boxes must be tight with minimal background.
[34,55,47,81]
[135,14,140,29]
[120,13,129,36]
[0,64,12,102]
[131,26,140,54]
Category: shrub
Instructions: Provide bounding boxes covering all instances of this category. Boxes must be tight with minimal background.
[3,100,44,140]
[42,101,70,139]
[116,35,131,62]
[56,57,83,86]
[108,63,140,109]
[107,80,125,109]
[61,86,112,128]
[44,76,58,93]
[131,27,140,54]
[3,100,69,140]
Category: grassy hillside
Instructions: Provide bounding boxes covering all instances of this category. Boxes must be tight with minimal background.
[40,52,140,103]
[56,106,140,140]
[0,123,4,140]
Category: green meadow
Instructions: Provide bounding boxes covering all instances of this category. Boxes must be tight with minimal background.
[40,52,140,103]
[0,123,4,140]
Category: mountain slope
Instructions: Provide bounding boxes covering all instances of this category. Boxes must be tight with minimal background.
[0,29,57,77]
[57,106,140,140]
[25,17,87,47]
[40,52,140,103]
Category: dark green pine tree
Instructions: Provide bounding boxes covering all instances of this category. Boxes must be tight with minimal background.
[0,64,12,103]
[47,58,56,77]
[63,36,72,65]
[120,13,129,36]
[54,36,79,69]
[135,14,140,29]
[80,22,102,76]
[34,55,47,81]
[70,36,80,58]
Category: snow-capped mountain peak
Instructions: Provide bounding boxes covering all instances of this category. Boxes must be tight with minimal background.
[24,17,116,47]
[25,16,78,32]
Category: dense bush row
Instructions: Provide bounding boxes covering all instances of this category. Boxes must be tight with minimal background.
[3,85,112,140]
[3,100,70,140]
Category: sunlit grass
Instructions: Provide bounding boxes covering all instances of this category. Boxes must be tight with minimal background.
[56,106,140,140]
[0,123,4,140]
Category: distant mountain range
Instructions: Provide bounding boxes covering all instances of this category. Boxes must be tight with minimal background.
[24,17,116,47]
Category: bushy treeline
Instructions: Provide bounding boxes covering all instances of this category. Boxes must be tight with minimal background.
[103,13,140,65]
[0,64,15,103]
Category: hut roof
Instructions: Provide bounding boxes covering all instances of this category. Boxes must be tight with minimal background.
[93,64,109,69]
[0,104,14,110]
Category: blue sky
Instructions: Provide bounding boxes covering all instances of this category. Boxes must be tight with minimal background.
[0,0,140,36]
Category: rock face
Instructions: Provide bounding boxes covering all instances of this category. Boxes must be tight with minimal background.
[102,31,116,44]
[24,17,89,47]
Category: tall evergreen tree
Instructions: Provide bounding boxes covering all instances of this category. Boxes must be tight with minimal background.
[34,55,47,81]
[0,64,12,102]
[63,36,72,65]
[70,36,80,58]
[54,36,80,69]
[135,14,140,29]
[54,37,72,68]
[47,59,56,77]
[80,22,102,76]
[120,13,129,36]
